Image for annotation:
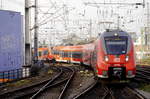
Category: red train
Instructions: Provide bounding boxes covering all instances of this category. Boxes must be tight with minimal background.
[83,29,136,80]
[51,45,83,64]
[38,29,136,80]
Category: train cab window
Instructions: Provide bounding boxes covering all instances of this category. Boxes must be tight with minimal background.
[105,36,128,55]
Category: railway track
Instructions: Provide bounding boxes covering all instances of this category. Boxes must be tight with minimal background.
[76,82,146,99]
[133,65,150,83]
[70,65,150,99]
[0,64,149,99]
[0,66,62,99]
[73,80,97,99]
[31,66,75,99]
[124,86,146,99]
[102,86,115,99]
[0,63,95,99]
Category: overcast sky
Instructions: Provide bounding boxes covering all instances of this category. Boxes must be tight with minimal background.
[0,0,24,14]
[0,0,144,17]
[0,0,148,45]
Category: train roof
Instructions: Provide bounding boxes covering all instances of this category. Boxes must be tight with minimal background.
[100,29,130,37]
[82,43,94,50]
[61,45,84,52]
[52,45,84,52]
[38,47,48,51]
[52,46,65,50]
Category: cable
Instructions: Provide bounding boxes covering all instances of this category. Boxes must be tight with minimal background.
[39,6,64,25]
[38,0,57,21]
[39,7,74,27]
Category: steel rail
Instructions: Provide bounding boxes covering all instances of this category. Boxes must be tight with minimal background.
[73,80,97,99]
[30,66,75,99]
[58,67,75,99]
[102,87,115,99]
[125,87,146,99]
[30,67,63,99]
[0,66,61,98]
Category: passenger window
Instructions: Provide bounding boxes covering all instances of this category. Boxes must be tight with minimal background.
[39,51,42,57]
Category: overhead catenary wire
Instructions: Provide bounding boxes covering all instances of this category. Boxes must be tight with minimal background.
[30,6,75,31]
[38,0,71,26]
[30,6,64,31]
[39,7,75,27]
[38,0,58,21]
[38,6,64,25]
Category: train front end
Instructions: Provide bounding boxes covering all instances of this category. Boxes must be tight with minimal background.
[96,30,136,80]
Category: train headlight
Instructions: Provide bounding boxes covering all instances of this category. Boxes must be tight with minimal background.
[125,56,129,62]
[114,33,118,36]
[104,56,109,62]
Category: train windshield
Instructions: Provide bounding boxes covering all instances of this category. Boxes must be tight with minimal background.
[105,36,128,55]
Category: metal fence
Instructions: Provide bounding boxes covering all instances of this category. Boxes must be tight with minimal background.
[0,68,30,85]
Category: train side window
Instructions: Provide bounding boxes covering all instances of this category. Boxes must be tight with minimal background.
[67,52,69,57]
[56,50,59,55]
[60,51,62,57]
[68,52,71,57]
[72,52,82,58]
[52,50,55,55]
[57,51,60,55]
[64,51,65,57]
[67,52,70,57]
[43,50,48,55]
[51,50,54,54]
[93,47,97,59]
[39,51,42,57]
[53,50,55,55]
[64,52,69,57]
[62,51,64,57]
[63,51,65,57]
[63,52,66,57]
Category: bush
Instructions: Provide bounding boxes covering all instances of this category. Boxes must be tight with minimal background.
[140,57,150,65]
[31,62,44,76]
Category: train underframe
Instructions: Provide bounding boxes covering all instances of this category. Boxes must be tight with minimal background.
[94,66,135,83]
